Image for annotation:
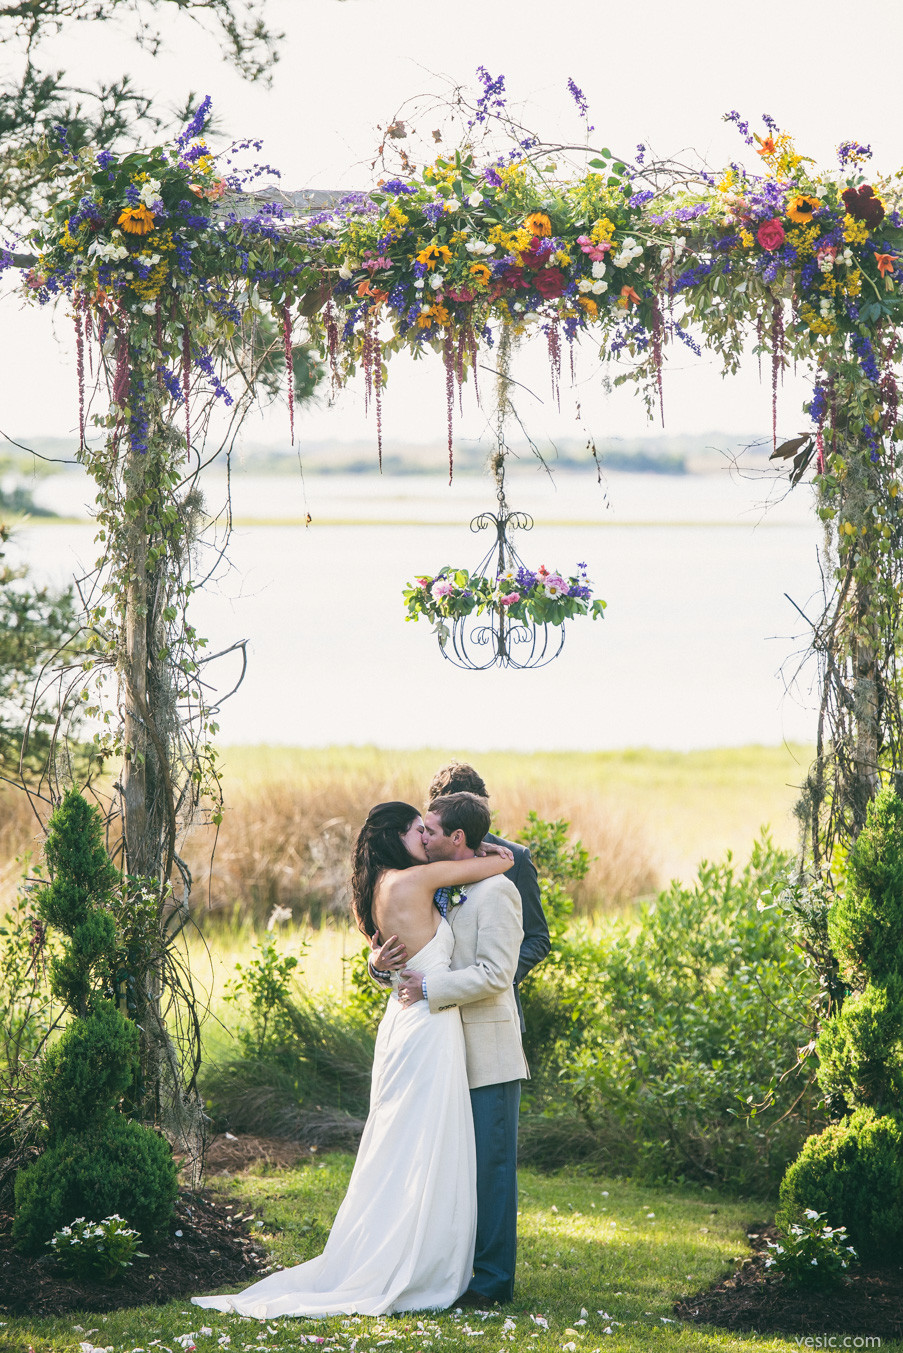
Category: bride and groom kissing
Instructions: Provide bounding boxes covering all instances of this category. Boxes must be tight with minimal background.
[194,761,550,1319]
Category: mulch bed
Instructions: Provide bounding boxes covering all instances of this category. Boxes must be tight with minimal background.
[676,1223,903,1339]
[0,1186,273,1316]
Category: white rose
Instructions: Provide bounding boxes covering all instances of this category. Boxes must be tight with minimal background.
[591,261,607,278]
[467,191,483,207]
[577,278,593,293]
[414,278,424,289]
[429,272,444,290]
[141,302,157,315]
[591,280,608,294]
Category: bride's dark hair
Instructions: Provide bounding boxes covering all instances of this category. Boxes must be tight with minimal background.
[351,801,422,938]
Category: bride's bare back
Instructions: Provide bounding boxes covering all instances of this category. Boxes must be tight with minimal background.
[372,852,512,961]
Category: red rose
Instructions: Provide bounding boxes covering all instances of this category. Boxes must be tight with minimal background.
[841,185,885,229]
[757,218,786,251]
[534,268,566,299]
[521,237,554,271]
[498,266,529,290]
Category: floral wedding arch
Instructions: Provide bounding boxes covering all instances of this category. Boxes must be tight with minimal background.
[10,82,903,902]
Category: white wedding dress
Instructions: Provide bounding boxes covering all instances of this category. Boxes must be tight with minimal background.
[193,919,476,1318]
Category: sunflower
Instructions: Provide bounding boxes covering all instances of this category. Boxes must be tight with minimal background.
[525,213,552,237]
[118,205,155,235]
[469,262,492,285]
[786,194,822,224]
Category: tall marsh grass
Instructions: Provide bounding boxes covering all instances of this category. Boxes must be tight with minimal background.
[181,742,810,924]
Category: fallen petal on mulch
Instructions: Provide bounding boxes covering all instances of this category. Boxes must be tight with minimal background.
[675,1223,903,1339]
[0,1189,273,1315]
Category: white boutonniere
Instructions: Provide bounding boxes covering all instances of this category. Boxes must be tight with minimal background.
[449,888,467,907]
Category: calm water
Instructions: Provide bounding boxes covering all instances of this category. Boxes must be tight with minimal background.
[8,468,822,751]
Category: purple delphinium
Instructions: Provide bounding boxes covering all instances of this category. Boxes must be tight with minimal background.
[483,165,503,188]
[807,382,829,425]
[672,320,702,357]
[852,333,880,383]
[177,95,212,150]
[724,111,755,146]
[635,144,646,166]
[566,78,594,132]
[761,113,779,133]
[470,67,506,127]
[837,140,872,167]
[629,189,654,208]
[381,178,417,195]
[423,201,446,226]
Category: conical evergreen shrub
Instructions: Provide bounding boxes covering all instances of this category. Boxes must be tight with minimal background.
[13,790,177,1257]
[778,786,903,1257]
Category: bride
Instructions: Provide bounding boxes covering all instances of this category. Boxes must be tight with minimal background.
[193,800,513,1318]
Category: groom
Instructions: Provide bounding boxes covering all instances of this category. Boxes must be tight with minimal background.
[396,790,531,1308]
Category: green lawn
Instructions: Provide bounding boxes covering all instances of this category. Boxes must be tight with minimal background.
[6,1160,892,1353]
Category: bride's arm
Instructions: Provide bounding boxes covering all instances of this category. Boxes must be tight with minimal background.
[402,850,513,892]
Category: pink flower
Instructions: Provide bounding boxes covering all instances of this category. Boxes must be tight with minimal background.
[577,235,612,261]
[415,576,431,590]
[500,592,520,606]
[430,579,454,599]
[363,254,393,274]
[446,285,476,302]
[543,574,568,597]
[756,218,785,251]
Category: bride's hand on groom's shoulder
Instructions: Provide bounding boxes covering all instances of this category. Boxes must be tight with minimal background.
[476,842,514,863]
[370,930,408,972]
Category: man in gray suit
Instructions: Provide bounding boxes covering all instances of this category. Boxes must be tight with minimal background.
[371,764,551,1306]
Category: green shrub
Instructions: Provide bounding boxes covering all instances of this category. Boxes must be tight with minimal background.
[13,790,177,1257]
[37,1000,139,1140]
[815,787,903,1113]
[778,1108,903,1259]
[816,976,903,1109]
[558,835,819,1191]
[13,1111,178,1254]
[829,788,903,984]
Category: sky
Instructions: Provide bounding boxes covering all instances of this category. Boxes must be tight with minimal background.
[3,0,903,453]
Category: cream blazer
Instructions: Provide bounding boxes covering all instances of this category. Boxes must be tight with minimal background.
[426,874,529,1090]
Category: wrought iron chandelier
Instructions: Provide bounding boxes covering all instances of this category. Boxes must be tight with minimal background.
[440,453,566,672]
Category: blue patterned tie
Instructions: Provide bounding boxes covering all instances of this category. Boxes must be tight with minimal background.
[433,887,451,919]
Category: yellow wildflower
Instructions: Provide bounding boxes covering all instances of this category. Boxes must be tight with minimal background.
[553,250,570,266]
[451,229,469,243]
[801,303,836,336]
[739,227,755,250]
[132,260,169,300]
[387,204,409,229]
[717,169,736,193]
[577,296,598,316]
[590,217,617,244]
[787,224,819,257]
[843,215,870,245]
[60,230,79,251]
[845,270,862,298]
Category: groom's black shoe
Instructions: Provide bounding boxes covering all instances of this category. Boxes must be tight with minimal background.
[452,1290,497,1310]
